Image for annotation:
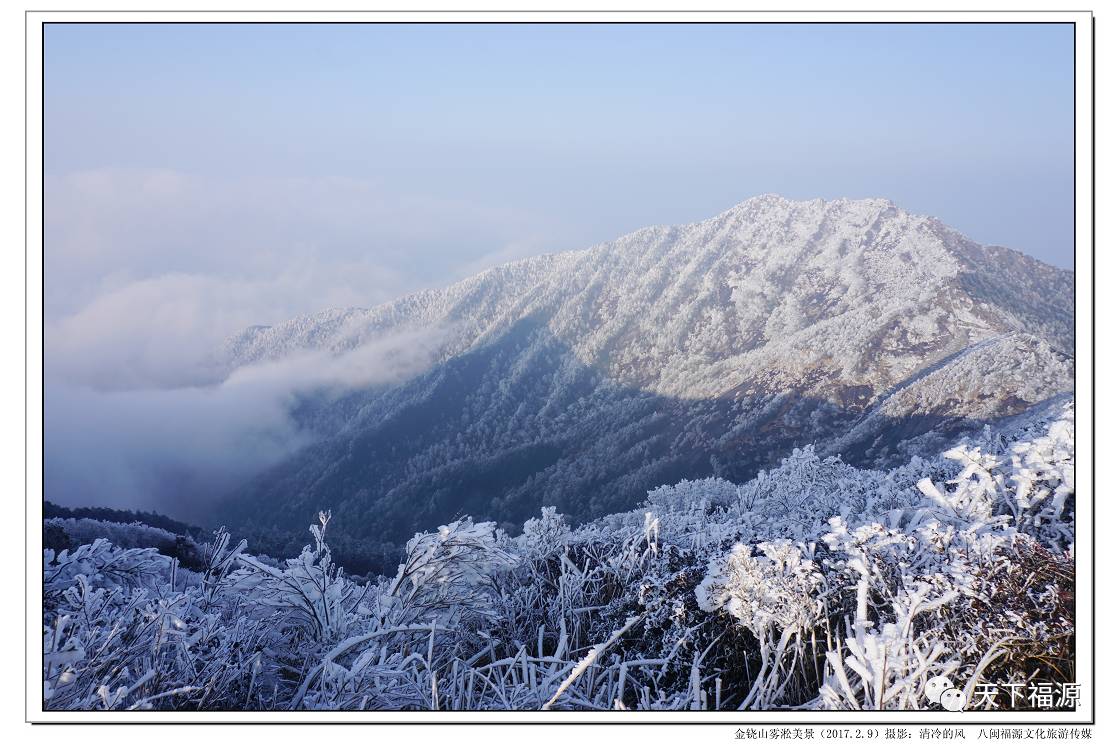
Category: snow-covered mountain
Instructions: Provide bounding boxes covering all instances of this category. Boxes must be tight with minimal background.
[212,195,1073,569]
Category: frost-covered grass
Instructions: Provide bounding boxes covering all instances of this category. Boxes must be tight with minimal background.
[42,401,1074,711]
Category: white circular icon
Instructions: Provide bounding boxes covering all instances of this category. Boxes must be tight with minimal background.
[940,688,967,711]
[924,675,953,705]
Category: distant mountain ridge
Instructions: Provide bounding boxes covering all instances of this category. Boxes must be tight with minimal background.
[212,195,1073,570]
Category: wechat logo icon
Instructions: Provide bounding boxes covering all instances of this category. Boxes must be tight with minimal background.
[924,675,968,711]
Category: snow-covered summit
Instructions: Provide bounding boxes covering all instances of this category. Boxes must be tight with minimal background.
[219,194,1071,395]
[213,195,1073,549]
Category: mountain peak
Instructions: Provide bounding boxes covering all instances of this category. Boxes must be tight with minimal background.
[220,196,1072,377]
[213,196,1073,563]
[722,193,899,215]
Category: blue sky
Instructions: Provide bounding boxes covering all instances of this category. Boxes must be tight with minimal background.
[44,22,1073,387]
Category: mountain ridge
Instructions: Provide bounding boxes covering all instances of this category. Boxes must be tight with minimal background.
[210,195,1073,570]
[218,194,1071,379]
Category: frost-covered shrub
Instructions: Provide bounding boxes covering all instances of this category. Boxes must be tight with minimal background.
[804,404,1076,710]
[42,538,271,711]
[1006,404,1075,549]
[226,512,359,642]
[44,539,170,596]
[646,477,740,512]
[517,506,571,558]
[45,517,205,570]
[694,540,826,710]
[916,402,1074,551]
[384,517,517,626]
[696,541,823,637]
[946,535,1074,710]
[815,580,961,710]
[47,517,178,552]
[720,445,923,545]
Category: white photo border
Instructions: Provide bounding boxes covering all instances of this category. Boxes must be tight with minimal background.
[23,6,1095,726]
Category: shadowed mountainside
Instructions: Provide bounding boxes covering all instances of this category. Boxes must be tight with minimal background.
[216,317,1070,575]
[211,196,1073,573]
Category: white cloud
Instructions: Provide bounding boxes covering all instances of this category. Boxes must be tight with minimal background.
[42,166,566,517]
[45,324,452,519]
[44,167,568,389]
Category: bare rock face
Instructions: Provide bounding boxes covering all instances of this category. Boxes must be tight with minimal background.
[212,195,1073,567]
